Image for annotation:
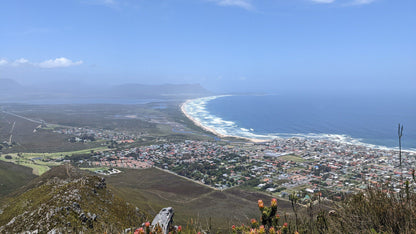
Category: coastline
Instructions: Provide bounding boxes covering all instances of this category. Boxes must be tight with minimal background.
[180,97,416,153]
[180,98,269,143]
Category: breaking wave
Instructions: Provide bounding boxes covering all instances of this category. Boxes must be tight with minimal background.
[182,95,415,153]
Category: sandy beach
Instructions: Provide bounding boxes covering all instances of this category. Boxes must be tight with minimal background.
[180,99,269,143]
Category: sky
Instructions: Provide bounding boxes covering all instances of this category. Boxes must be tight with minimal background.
[0,0,415,94]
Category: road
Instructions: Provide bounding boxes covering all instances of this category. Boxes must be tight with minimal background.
[1,110,43,124]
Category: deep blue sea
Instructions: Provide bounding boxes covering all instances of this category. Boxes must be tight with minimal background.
[183,94,416,150]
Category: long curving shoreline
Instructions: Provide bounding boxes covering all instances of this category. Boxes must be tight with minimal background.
[180,98,269,143]
[180,96,416,153]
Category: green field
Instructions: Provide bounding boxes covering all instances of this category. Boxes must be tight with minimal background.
[15,147,109,159]
[0,147,108,175]
[278,155,307,162]
[0,155,50,176]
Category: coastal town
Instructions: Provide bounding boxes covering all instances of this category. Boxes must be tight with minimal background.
[58,124,416,201]
[1,105,415,202]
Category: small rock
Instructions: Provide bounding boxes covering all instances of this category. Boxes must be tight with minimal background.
[72,202,80,209]
[79,213,87,222]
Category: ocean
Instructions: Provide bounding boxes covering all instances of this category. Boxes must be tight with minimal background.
[183,94,416,151]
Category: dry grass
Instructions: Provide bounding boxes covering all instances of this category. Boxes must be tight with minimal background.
[325,184,416,234]
[106,167,295,232]
[0,161,37,199]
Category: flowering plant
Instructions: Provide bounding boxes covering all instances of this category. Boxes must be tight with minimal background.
[232,198,295,234]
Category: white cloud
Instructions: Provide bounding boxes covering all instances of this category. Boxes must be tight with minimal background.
[211,0,253,10]
[0,59,8,66]
[350,0,376,5]
[310,0,335,3]
[99,0,117,6]
[0,57,83,68]
[12,58,29,66]
[309,0,377,5]
[84,0,118,7]
[38,57,83,68]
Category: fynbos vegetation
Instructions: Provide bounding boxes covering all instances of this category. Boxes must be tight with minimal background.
[230,181,416,234]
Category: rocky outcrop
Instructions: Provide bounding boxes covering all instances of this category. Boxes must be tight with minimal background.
[0,165,144,233]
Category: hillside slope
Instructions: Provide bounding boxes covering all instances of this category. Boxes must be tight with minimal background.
[0,165,144,233]
[0,161,37,199]
[106,167,294,232]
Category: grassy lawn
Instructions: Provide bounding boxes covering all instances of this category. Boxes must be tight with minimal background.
[278,155,306,162]
[18,147,109,159]
[80,167,110,172]
[0,155,50,176]
[0,147,109,175]
[19,163,50,176]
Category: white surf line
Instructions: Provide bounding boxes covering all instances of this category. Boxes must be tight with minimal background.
[181,96,270,143]
[182,97,416,152]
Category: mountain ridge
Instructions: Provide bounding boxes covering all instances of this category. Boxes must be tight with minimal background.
[0,79,213,102]
[0,165,144,233]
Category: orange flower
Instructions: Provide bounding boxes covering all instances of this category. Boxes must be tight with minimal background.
[258,199,264,209]
[251,218,257,224]
[283,223,288,228]
[135,227,144,234]
[232,225,236,230]
[276,213,280,219]
[259,225,265,234]
[271,198,277,208]
[269,227,276,234]
[145,222,150,228]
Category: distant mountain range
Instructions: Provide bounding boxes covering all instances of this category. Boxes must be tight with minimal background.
[0,79,213,103]
[109,83,211,99]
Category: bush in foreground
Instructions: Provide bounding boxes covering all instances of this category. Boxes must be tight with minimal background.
[231,180,416,234]
[231,198,292,234]
[328,182,416,234]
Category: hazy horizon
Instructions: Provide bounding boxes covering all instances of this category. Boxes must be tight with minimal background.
[1,0,415,95]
